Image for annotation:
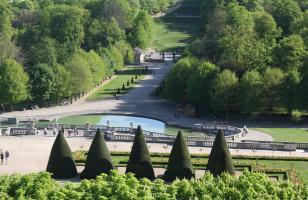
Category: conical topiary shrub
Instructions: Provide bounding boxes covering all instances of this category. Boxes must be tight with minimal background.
[126,125,155,179]
[163,131,194,182]
[207,130,235,176]
[80,129,113,179]
[46,130,77,179]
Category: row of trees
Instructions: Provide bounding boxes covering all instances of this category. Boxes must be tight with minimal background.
[164,57,308,119]
[0,0,160,110]
[164,0,307,119]
[46,126,234,181]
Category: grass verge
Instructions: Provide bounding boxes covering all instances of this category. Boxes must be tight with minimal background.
[87,67,148,101]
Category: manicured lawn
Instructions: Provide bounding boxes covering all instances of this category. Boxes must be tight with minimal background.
[58,115,102,125]
[151,18,200,51]
[164,126,206,137]
[87,67,147,100]
[254,128,308,143]
[74,151,308,183]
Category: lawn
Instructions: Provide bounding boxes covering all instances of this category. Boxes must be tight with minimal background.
[87,67,147,100]
[164,126,206,137]
[151,18,200,51]
[74,151,308,183]
[253,128,308,143]
[150,0,201,52]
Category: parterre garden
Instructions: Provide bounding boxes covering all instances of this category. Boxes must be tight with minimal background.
[1,127,308,199]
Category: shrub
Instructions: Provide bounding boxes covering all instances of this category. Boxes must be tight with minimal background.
[126,125,155,179]
[207,130,235,176]
[164,131,194,182]
[46,131,77,179]
[80,129,113,179]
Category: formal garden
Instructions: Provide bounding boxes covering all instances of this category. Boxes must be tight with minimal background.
[0,0,307,199]
[1,127,307,199]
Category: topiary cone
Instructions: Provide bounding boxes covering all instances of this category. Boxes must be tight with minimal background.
[126,125,155,179]
[207,130,235,176]
[163,131,194,182]
[80,129,113,179]
[46,130,77,179]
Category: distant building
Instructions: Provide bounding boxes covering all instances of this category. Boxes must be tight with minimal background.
[134,47,145,64]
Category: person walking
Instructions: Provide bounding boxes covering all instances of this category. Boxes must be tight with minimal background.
[4,150,9,165]
[0,151,3,165]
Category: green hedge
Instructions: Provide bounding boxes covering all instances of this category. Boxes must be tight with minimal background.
[0,171,307,199]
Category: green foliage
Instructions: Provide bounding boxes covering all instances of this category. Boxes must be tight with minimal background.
[210,69,239,120]
[0,59,29,109]
[273,34,307,71]
[81,129,113,179]
[239,70,263,115]
[29,63,55,103]
[128,10,154,48]
[1,171,308,199]
[126,125,155,180]
[207,130,235,176]
[164,131,194,182]
[46,131,77,179]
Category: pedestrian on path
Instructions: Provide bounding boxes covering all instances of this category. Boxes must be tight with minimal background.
[4,150,9,165]
[0,151,3,165]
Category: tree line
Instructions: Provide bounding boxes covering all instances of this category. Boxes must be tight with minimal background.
[163,0,308,120]
[0,0,171,111]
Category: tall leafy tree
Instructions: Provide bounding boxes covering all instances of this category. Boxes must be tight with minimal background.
[187,61,219,113]
[29,63,55,104]
[210,69,239,121]
[239,70,263,115]
[0,59,29,110]
[128,10,153,48]
[281,69,301,117]
[268,0,302,35]
[273,35,307,71]
[262,67,285,117]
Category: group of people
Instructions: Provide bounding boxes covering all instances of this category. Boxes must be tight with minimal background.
[113,93,119,100]
[0,150,9,165]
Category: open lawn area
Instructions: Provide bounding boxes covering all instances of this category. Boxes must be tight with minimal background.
[151,18,200,51]
[87,67,147,100]
[253,128,308,143]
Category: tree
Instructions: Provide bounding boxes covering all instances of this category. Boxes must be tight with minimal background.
[126,125,155,179]
[52,64,71,103]
[262,67,285,118]
[268,0,302,35]
[207,130,235,176]
[163,131,194,182]
[28,37,57,66]
[253,11,281,45]
[281,69,301,117]
[128,11,153,48]
[187,61,219,113]
[0,1,18,60]
[273,35,307,71]
[210,69,239,121]
[239,70,263,115]
[29,63,55,104]
[46,131,77,179]
[65,52,92,95]
[164,57,197,101]
[42,5,88,63]
[81,129,113,179]
[0,59,29,110]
